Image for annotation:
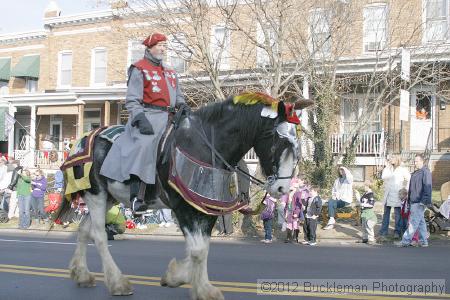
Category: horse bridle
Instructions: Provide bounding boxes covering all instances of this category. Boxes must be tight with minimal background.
[191,115,297,190]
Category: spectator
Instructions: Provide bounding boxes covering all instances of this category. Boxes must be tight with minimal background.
[7,161,23,220]
[31,169,48,224]
[277,194,287,230]
[260,194,277,244]
[54,169,64,192]
[358,180,377,245]
[105,204,126,240]
[379,156,410,240]
[216,213,233,236]
[16,169,32,229]
[301,185,322,246]
[158,209,175,228]
[324,167,353,230]
[399,188,409,236]
[396,154,432,247]
[0,157,11,212]
[283,181,303,243]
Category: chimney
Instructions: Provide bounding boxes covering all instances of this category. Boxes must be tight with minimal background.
[44,1,61,18]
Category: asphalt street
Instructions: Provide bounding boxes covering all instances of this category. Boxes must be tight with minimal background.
[0,231,449,300]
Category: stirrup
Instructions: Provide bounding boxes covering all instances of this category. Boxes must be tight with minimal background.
[131,198,148,214]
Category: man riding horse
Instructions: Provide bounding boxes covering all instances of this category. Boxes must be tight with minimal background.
[100,33,187,213]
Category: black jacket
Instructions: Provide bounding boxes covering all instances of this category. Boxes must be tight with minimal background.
[7,166,23,191]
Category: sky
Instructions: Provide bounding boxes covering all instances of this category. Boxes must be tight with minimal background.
[0,0,109,34]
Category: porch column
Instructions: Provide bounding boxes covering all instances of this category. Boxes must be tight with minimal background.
[30,105,36,167]
[104,100,111,126]
[30,105,36,151]
[77,104,84,138]
[7,105,16,159]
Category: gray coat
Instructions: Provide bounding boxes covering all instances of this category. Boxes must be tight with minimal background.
[100,58,185,184]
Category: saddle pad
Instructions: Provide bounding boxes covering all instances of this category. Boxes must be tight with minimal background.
[99,125,125,143]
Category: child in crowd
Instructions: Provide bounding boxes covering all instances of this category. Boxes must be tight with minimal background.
[359,180,377,245]
[260,194,277,243]
[31,169,48,224]
[399,188,421,245]
[399,188,409,236]
[301,185,322,246]
[284,179,304,243]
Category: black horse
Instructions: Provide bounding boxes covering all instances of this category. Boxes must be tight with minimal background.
[61,95,307,300]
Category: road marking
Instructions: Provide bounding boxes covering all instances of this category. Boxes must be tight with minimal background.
[0,263,447,299]
[0,238,110,247]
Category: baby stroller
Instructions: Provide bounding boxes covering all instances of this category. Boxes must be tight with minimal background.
[426,200,450,233]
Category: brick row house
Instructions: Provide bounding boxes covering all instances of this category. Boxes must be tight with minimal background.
[0,0,449,187]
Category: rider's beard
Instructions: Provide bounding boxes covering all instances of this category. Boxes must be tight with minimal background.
[153,52,164,61]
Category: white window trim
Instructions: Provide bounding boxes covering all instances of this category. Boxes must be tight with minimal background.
[167,33,189,74]
[308,8,332,57]
[126,39,145,72]
[57,50,72,88]
[210,24,231,70]
[422,0,450,44]
[340,94,381,134]
[362,3,389,54]
[90,47,107,86]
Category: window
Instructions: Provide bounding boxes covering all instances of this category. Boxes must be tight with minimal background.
[363,5,388,52]
[256,22,278,67]
[309,9,331,56]
[168,34,189,74]
[415,93,432,120]
[83,109,101,132]
[25,79,37,93]
[91,48,107,85]
[58,51,72,87]
[424,0,449,42]
[342,98,381,133]
[50,117,62,150]
[211,25,231,70]
[127,40,145,68]
[0,81,8,95]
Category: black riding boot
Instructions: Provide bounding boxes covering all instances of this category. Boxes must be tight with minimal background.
[294,229,299,243]
[284,229,292,243]
[130,179,148,214]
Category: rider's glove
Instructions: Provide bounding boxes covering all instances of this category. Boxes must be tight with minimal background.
[176,103,191,115]
[131,112,154,135]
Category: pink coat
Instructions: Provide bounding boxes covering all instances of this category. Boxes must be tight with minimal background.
[283,190,304,230]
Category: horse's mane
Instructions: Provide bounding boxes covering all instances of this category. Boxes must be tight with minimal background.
[194,93,274,142]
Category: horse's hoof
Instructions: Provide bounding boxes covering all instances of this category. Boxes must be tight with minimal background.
[109,277,134,296]
[160,258,188,288]
[192,284,224,300]
[70,268,96,288]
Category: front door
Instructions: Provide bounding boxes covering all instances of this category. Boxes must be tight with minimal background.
[50,121,62,150]
[410,91,434,151]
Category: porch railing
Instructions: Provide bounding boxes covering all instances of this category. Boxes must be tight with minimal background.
[34,150,68,169]
[13,150,68,169]
[438,127,450,152]
[330,131,385,155]
[244,148,258,163]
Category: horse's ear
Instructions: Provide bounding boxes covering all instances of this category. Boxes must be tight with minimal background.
[277,101,287,122]
[293,98,315,110]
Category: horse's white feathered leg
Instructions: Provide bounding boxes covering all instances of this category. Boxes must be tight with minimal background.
[69,215,96,287]
[186,230,224,300]
[84,191,133,296]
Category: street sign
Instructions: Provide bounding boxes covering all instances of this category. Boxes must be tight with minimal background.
[401,48,410,82]
[400,89,409,121]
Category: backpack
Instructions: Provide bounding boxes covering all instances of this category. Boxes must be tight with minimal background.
[261,198,275,220]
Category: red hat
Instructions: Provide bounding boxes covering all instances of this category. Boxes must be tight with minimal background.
[142,33,167,48]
